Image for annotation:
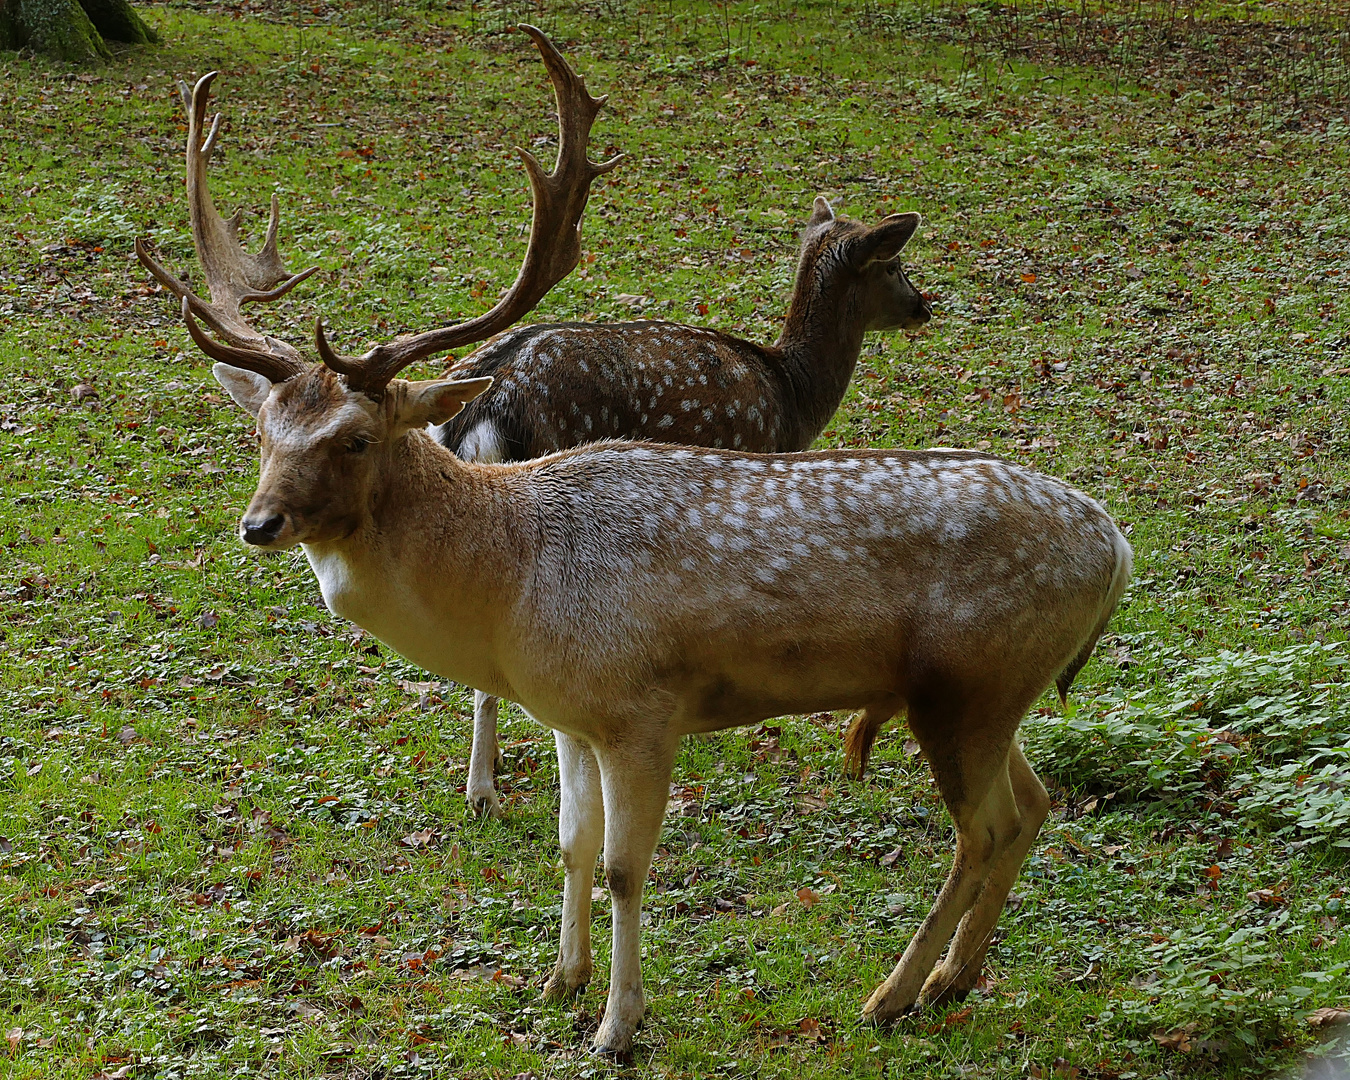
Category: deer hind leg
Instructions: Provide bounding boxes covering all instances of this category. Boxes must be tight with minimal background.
[844,703,899,779]
[919,741,1050,1008]
[544,731,604,1001]
[591,734,680,1055]
[863,706,1023,1024]
[466,690,504,819]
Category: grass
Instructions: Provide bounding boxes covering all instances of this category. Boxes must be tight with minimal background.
[2,0,1349,1076]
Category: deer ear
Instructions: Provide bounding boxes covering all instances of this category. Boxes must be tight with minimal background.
[849,211,922,269]
[213,363,274,418]
[399,377,495,427]
[808,195,836,227]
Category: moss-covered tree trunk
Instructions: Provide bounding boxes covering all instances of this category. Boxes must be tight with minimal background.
[0,0,157,62]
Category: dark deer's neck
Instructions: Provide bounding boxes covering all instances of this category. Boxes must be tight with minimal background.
[768,265,868,450]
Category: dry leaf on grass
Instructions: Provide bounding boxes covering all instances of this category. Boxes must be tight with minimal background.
[1307,1007,1350,1028]
[448,965,524,988]
[1151,1023,1198,1052]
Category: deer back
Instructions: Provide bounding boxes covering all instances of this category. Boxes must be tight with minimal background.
[437,321,795,460]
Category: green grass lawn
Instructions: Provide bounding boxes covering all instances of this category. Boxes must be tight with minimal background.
[2,1,1348,1076]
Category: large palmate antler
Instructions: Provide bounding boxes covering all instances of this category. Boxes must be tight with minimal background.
[136,72,319,383]
[315,24,623,396]
[141,26,619,396]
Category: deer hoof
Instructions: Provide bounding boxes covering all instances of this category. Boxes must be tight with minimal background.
[862,983,917,1025]
[918,967,975,1011]
[543,971,589,1002]
[588,1042,631,1063]
[590,1024,635,1058]
[467,788,502,819]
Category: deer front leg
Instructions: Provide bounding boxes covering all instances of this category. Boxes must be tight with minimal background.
[544,731,604,1000]
[466,690,503,818]
[591,737,678,1055]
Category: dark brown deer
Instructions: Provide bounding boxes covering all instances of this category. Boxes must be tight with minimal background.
[443,197,932,816]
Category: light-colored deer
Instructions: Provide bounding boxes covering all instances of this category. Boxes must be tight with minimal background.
[139,34,1132,1056]
[445,198,931,817]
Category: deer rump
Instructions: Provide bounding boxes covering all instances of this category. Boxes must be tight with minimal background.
[366,442,1128,739]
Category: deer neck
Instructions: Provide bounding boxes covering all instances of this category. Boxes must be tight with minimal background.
[772,276,869,446]
[300,431,529,698]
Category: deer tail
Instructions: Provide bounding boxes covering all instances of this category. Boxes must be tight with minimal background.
[1057,525,1133,705]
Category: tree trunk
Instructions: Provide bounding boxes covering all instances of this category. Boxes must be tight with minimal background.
[0,0,157,62]
[81,0,156,45]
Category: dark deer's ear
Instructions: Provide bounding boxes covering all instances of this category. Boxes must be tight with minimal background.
[807,195,836,228]
[849,212,922,269]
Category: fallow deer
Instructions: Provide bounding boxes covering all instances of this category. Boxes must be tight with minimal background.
[139,33,1132,1056]
[444,197,932,817]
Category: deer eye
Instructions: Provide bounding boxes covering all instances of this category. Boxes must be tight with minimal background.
[344,436,370,454]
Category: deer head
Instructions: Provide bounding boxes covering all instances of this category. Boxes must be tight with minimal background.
[212,365,492,547]
[136,27,620,544]
[793,196,930,334]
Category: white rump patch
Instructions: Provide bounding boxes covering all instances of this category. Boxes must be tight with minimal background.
[454,420,506,464]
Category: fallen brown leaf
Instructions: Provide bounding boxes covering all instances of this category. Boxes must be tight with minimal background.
[1307,1007,1350,1028]
[1152,1023,1198,1052]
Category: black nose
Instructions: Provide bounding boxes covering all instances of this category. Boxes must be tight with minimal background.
[242,513,285,545]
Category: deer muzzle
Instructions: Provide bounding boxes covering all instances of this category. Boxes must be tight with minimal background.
[242,512,287,546]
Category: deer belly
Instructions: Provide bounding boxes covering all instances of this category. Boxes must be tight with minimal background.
[667,634,900,734]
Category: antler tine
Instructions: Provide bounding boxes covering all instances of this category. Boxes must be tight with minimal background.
[181,298,304,383]
[322,24,624,395]
[136,71,318,380]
